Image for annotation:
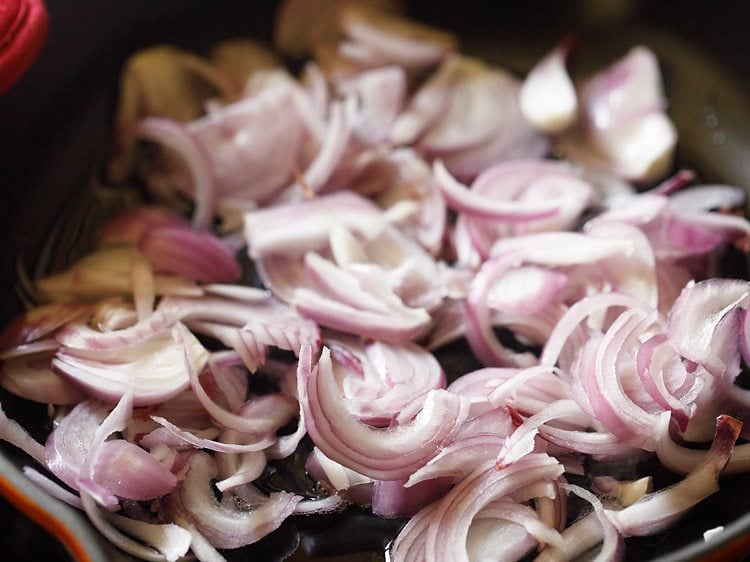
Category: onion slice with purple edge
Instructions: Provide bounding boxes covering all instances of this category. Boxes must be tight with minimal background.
[137,117,217,230]
[535,415,741,561]
[667,278,750,376]
[299,345,470,480]
[171,451,301,549]
[52,324,208,406]
[173,323,297,436]
[137,225,242,284]
[392,454,564,562]
[326,335,445,425]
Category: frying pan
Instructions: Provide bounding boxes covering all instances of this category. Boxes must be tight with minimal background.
[1,1,750,560]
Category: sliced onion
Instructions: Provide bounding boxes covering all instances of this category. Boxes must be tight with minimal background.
[339,4,456,68]
[0,403,46,465]
[53,326,207,406]
[519,40,577,134]
[0,303,91,350]
[138,117,218,229]
[1,350,87,405]
[173,451,301,549]
[392,454,563,562]
[138,225,242,283]
[300,345,469,480]
[667,279,749,376]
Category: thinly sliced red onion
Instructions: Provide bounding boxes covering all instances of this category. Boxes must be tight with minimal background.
[561,46,677,183]
[539,424,639,458]
[393,454,564,562]
[592,475,651,508]
[612,415,739,536]
[0,303,91,350]
[44,399,109,489]
[0,403,46,465]
[138,117,217,229]
[161,294,321,354]
[189,70,309,205]
[4,10,750,562]
[655,413,750,476]
[244,191,384,259]
[173,451,301,549]
[326,336,444,425]
[173,324,296,436]
[294,286,430,342]
[305,446,373,499]
[103,514,192,562]
[498,400,591,467]
[636,334,697,429]
[562,484,624,562]
[0,337,60,360]
[92,439,178,500]
[55,310,173,351]
[668,184,746,213]
[372,477,451,518]
[215,449,267,492]
[538,415,739,561]
[336,66,406,145]
[667,279,749,376]
[405,433,507,487]
[138,225,242,284]
[578,308,665,448]
[79,491,171,562]
[201,284,269,302]
[540,292,653,369]
[78,390,135,509]
[300,345,469,480]
[519,40,577,134]
[293,494,347,515]
[288,100,353,195]
[487,365,566,407]
[1,350,87,405]
[97,205,191,246]
[145,415,275,453]
[465,252,560,367]
[339,4,456,68]
[433,160,560,222]
[475,501,563,552]
[394,54,547,180]
[53,326,207,406]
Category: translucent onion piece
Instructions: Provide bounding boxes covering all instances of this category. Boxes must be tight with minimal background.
[173,451,301,549]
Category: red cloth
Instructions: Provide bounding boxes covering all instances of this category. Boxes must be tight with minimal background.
[0,0,48,95]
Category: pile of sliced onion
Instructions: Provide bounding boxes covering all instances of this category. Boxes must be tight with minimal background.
[2,2,750,561]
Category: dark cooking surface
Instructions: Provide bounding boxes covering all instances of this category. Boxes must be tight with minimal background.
[1,1,750,561]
